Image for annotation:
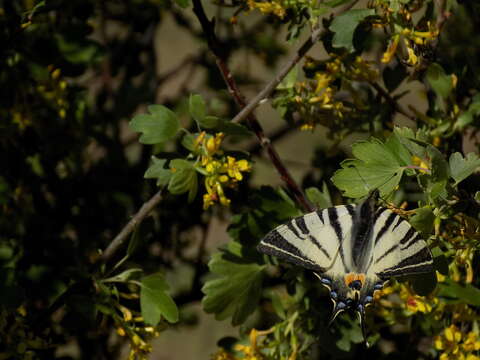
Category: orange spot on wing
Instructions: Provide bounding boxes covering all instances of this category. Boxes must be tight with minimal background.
[344,273,366,287]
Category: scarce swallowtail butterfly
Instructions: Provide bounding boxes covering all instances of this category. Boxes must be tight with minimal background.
[257,190,434,343]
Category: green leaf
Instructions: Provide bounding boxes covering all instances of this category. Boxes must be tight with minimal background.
[199,116,220,129]
[330,9,375,51]
[189,94,206,124]
[129,105,179,144]
[335,316,364,351]
[56,35,104,64]
[324,0,353,6]
[385,131,413,167]
[168,159,197,197]
[217,120,253,137]
[141,273,179,325]
[449,152,480,186]
[276,66,298,90]
[438,279,480,306]
[102,268,143,283]
[393,127,427,159]
[456,95,480,130]
[174,0,190,8]
[426,63,453,99]
[409,207,434,236]
[144,157,172,186]
[202,244,264,326]
[181,133,196,151]
[187,169,198,203]
[305,184,332,209]
[427,145,449,182]
[270,291,286,320]
[331,136,408,198]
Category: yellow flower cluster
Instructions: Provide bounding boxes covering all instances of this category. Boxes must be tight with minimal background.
[0,306,51,359]
[247,0,286,19]
[293,55,379,130]
[399,284,438,314]
[347,56,379,82]
[113,300,162,360]
[435,325,480,360]
[381,21,439,65]
[194,132,251,209]
[37,65,69,119]
[211,329,266,360]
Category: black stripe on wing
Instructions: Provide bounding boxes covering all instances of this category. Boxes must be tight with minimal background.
[377,247,433,278]
[374,210,398,245]
[295,216,309,234]
[328,207,349,272]
[401,233,423,250]
[258,230,326,273]
[293,216,332,260]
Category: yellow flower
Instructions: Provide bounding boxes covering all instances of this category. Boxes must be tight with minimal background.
[411,155,430,173]
[205,160,222,174]
[206,132,224,155]
[300,123,314,131]
[225,156,250,181]
[399,284,437,314]
[404,39,418,66]
[194,131,207,149]
[314,73,331,94]
[203,192,217,210]
[211,349,236,360]
[381,34,400,63]
[462,332,480,352]
[247,0,286,19]
[434,325,480,360]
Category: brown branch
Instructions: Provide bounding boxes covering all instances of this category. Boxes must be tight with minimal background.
[192,0,314,212]
[100,189,163,264]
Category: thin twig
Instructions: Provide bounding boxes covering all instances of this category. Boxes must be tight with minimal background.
[230,27,323,124]
[192,0,314,212]
[100,189,163,264]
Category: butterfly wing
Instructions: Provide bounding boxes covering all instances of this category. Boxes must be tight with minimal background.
[370,207,434,280]
[257,205,356,275]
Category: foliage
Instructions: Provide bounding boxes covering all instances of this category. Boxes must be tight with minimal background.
[2,0,480,359]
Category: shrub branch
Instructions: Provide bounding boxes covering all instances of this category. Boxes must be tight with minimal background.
[192,0,314,212]
[100,189,163,263]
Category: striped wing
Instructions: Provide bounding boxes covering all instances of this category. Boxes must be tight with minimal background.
[257,205,355,274]
[370,207,434,279]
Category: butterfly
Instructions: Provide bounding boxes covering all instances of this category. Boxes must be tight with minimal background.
[257,190,434,343]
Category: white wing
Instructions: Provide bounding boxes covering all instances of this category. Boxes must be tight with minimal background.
[257,204,356,274]
[370,207,434,279]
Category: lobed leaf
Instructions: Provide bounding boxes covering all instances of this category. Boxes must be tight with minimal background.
[426,63,453,99]
[331,137,409,198]
[330,9,375,51]
[168,159,198,200]
[129,105,179,144]
[449,152,480,186]
[140,273,179,325]
[144,157,172,186]
[202,244,265,326]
